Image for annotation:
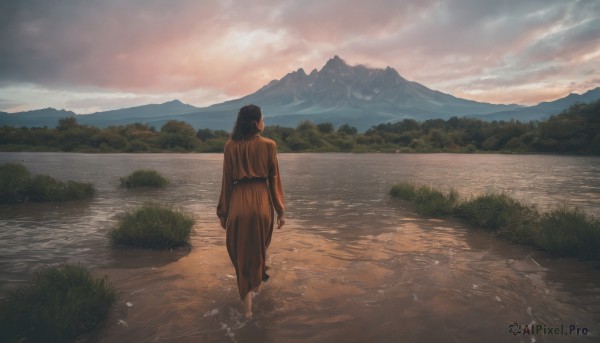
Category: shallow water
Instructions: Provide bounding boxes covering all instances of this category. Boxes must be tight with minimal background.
[0,152,599,342]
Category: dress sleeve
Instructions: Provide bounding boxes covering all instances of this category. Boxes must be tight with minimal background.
[268,142,285,217]
[217,144,233,221]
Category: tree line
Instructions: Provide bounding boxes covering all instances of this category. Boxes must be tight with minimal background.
[1,99,599,154]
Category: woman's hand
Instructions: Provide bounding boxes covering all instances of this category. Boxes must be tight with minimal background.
[276,215,285,230]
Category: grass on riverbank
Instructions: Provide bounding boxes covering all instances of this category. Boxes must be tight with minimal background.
[109,204,195,249]
[0,163,94,203]
[0,264,115,343]
[536,207,600,260]
[456,193,540,245]
[390,182,600,260]
[390,181,458,216]
[120,169,168,188]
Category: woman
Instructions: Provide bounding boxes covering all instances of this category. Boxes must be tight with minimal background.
[217,104,285,319]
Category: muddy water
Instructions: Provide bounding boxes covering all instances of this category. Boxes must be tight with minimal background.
[0,152,599,342]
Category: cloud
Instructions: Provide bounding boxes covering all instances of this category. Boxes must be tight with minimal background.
[0,0,598,110]
[0,83,233,114]
[0,0,224,87]
[0,98,22,112]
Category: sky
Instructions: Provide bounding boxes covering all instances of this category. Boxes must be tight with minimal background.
[1,0,599,114]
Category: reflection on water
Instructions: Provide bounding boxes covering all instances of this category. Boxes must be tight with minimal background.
[0,152,599,342]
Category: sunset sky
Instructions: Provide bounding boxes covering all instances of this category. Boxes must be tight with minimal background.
[1,0,599,114]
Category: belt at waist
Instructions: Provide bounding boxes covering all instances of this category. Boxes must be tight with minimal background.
[233,177,267,185]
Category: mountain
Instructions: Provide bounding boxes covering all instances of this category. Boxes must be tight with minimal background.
[180,55,522,130]
[480,87,600,121]
[0,100,200,128]
[243,55,520,115]
[2,56,599,131]
[77,100,201,127]
[0,108,77,128]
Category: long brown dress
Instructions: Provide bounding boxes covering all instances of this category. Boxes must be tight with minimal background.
[217,135,284,299]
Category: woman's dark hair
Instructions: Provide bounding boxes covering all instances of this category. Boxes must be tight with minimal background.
[231,104,262,140]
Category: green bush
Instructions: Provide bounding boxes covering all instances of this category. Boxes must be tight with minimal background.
[0,163,94,203]
[389,181,417,201]
[120,169,168,188]
[27,175,95,202]
[0,264,115,343]
[496,220,539,245]
[413,185,458,216]
[0,163,31,203]
[64,181,96,200]
[28,175,64,201]
[390,182,457,216]
[456,193,536,230]
[535,207,600,260]
[390,181,600,260]
[109,204,195,249]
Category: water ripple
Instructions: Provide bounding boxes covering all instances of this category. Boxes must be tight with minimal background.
[0,153,599,342]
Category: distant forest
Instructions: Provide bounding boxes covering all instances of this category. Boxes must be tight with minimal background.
[1,99,599,155]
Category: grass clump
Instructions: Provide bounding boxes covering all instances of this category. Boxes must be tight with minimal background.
[456,194,540,244]
[0,163,94,203]
[120,169,168,188]
[390,182,457,216]
[390,181,600,260]
[0,264,115,343]
[28,175,95,202]
[110,204,195,249]
[535,207,600,260]
[456,193,536,230]
[0,163,31,203]
[413,185,458,216]
[389,181,417,201]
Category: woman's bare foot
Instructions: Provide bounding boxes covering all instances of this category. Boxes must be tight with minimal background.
[243,292,253,319]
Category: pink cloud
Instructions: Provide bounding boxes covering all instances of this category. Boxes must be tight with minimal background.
[0,0,598,110]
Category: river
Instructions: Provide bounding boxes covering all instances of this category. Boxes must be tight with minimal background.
[0,152,599,342]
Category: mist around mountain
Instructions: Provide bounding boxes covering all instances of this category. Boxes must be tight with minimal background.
[1,56,598,132]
